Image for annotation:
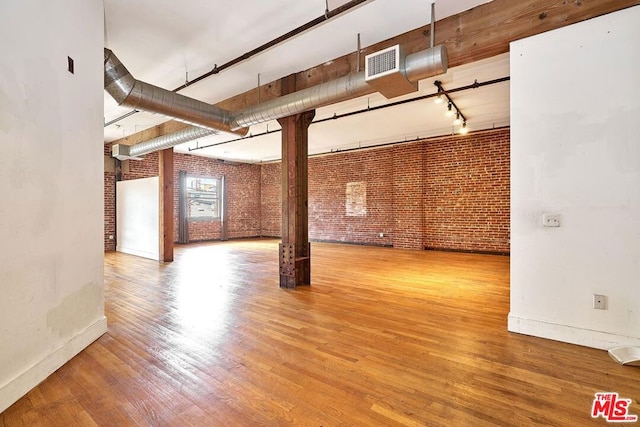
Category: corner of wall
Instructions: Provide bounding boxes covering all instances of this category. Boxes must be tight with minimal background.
[508,314,640,351]
[0,317,107,413]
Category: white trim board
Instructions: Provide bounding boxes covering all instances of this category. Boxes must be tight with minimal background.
[0,317,107,413]
[508,314,640,351]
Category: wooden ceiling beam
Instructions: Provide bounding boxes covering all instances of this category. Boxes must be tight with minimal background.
[109,0,639,145]
[109,121,190,147]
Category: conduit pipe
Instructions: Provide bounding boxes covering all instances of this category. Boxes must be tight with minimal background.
[229,44,447,130]
[105,0,371,128]
[104,49,247,136]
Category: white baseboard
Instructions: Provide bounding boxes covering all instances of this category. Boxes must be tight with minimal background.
[0,316,107,413]
[116,246,159,261]
[508,314,640,350]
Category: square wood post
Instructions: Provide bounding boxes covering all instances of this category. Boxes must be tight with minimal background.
[277,110,315,288]
[276,75,315,288]
[159,148,174,262]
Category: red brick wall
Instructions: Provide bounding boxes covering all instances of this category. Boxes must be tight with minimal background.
[309,148,395,245]
[261,149,397,245]
[104,148,261,250]
[103,150,159,251]
[104,145,116,251]
[105,128,510,254]
[260,163,281,237]
[259,128,510,254]
[393,142,424,250]
[423,129,510,253]
[123,152,159,179]
[173,154,261,241]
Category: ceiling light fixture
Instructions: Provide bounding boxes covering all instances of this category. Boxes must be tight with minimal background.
[446,102,454,116]
[433,80,469,135]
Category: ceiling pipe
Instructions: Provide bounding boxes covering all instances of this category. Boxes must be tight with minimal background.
[105,0,372,128]
[187,76,510,154]
[104,48,247,136]
[229,44,447,130]
[112,43,448,160]
[113,127,217,160]
[175,0,371,90]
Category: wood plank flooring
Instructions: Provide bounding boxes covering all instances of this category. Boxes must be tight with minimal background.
[2,239,639,426]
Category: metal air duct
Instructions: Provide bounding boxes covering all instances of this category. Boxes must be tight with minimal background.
[112,127,217,161]
[110,44,447,160]
[229,44,447,130]
[104,49,247,136]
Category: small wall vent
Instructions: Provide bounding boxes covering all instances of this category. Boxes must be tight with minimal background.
[365,45,417,99]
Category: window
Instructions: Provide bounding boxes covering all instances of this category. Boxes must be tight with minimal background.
[186,176,221,220]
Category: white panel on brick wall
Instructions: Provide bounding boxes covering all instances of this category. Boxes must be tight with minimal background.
[509,6,640,349]
[116,177,160,261]
[346,182,367,217]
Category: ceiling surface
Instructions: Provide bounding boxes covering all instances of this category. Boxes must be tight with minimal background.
[104,0,509,163]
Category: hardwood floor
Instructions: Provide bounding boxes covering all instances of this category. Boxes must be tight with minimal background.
[1,239,639,426]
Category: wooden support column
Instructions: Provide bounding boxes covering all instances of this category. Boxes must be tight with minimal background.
[277,75,315,288]
[159,148,174,262]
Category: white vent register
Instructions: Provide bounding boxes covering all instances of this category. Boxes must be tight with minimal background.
[367,45,397,77]
[365,45,418,99]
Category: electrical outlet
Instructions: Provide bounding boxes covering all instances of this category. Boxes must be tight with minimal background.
[379,232,384,238]
[109,235,114,240]
[542,213,561,227]
[593,294,606,310]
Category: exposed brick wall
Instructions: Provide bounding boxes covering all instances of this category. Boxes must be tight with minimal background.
[104,145,116,251]
[260,162,281,237]
[308,148,395,245]
[259,127,510,254]
[173,154,261,241]
[103,150,158,251]
[104,148,261,250]
[393,142,424,250]
[423,128,510,253]
[105,127,510,254]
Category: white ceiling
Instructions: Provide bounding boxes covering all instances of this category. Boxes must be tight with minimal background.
[104,0,509,163]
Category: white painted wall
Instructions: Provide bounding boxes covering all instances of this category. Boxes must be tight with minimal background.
[509,6,640,350]
[116,177,160,260]
[0,0,106,412]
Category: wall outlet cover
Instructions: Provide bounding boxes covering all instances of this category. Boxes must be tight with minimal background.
[542,213,561,227]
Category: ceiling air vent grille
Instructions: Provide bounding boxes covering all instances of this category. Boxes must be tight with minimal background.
[364,45,417,99]
[367,47,397,79]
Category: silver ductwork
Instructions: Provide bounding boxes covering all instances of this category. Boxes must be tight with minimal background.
[110,43,447,159]
[404,44,448,82]
[231,72,371,130]
[365,45,417,98]
[112,127,217,161]
[229,44,447,130]
[104,49,247,136]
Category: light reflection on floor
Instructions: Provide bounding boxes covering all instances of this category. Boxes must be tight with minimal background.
[173,244,235,347]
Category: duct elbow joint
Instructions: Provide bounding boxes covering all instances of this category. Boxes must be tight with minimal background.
[112,144,143,161]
